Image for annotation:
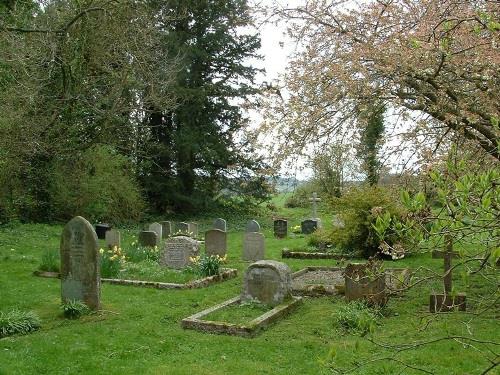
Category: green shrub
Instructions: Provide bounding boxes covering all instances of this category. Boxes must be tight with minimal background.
[284,181,321,208]
[190,254,226,277]
[61,300,91,319]
[333,301,380,336]
[313,186,405,258]
[39,249,60,272]
[0,310,41,338]
[100,246,125,278]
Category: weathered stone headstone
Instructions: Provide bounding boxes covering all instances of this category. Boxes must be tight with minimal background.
[245,220,260,233]
[273,219,287,239]
[176,222,189,235]
[243,232,265,261]
[205,229,227,257]
[160,221,172,238]
[105,229,120,249]
[60,216,100,310]
[430,235,466,312]
[188,222,199,238]
[149,222,162,240]
[213,218,227,232]
[301,219,318,234]
[138,231,158,247]
[332,214,345,229]
[160,236,200,269]
[241,260,292,306]
[95,223,111,240]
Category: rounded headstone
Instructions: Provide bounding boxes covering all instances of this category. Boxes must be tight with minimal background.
[241,260,292,307]
[245,220,260,233]
[273,219,288,239]
[213,218,227,232]
[149,222,162,240]
[61,216,100,310]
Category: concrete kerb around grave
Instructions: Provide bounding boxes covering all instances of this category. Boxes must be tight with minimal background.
[181,295,302,338]
[282,249,356,260]
[33,268,238,290]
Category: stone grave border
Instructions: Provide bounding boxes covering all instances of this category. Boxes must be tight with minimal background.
[33,268,237,290]
[282,249,355,260]
[290,266,412,297]
[181,295,302,337]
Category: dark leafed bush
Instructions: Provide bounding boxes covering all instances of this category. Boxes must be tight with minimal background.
[0,310,41,338]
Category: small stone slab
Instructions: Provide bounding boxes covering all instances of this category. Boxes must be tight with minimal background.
[188,223,199,238]
[245,220,260,233]
[301,219,319,234]
[273,219,287,239]
[160,236,199,269]
[60,216,100,310]
[213,218,227,232]
[160,221,172,238]
[105,229,120,249]
[181,295,302,337]
[176,222,189,235]
[205,229,227,257]
[138,231,158,247]
[243,232,265,261]
[241,260,292,307]
[149,222,162,240]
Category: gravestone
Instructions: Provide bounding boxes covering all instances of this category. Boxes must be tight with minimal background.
[205,229,227,257]
[149,222,162,240]
[160,236,200,269]
[301,219,318,234]
[273,219,287,239]
[138,231,158,247]
[241,260,292,307]
[160,221,172,238]
[309,192,321,218]
[60,216,100,310]
[176,222,189,235]
[245,220,260,233]
[105,229,120,249]
[213,218,227,232]
[95,223,111,240]
[429,235,466,312]
[243,232,265,261]
[188,223,199,238]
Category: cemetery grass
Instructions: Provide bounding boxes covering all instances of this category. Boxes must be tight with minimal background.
[0,210,498,374]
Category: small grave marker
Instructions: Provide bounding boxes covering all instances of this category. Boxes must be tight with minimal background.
[243,232,265,261]
[241,260,292,306]
[105,229,120,249]
[273,219,287,239]
[213,218,227,232]
[176,222,189,235]
[188,222,199,238]
[160,236,200,269]
[205,229,227,257]
[309,192,321,218]
[301,219,318,234]
[95,223,111,240]
[245,220,260,233]
[149,222,162,240]
[160,221,172,238]
[429,236,466,312]
[138,231,158,247]
[60,216,100,310]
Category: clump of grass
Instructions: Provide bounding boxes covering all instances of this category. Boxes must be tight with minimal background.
[190,254,226,277]
[61,300,91,319]
[0,310,41,338]
[124,241,160,263]
[39,249,60,272]
[333,301,381,336]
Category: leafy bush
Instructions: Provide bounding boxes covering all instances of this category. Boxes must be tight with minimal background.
[333,301,381,336]
[100,246,126,278]
[314,186,405,258]
[190,254,226,277]
[124,241,160,263]
[61,300,91,319]
[284,181,321,208]
[0,310,41,338]
[38,249,60,272]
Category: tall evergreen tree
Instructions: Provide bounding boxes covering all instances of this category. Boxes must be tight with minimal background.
[142,0,264,212]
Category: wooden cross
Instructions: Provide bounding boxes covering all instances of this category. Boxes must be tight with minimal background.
[309,192,321,218]
[429,235,466,312]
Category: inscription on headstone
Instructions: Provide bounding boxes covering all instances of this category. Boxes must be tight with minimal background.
[243,232,265,261]
[160,221,172,238]
[241,260,292,306]
[213,218,227,232]
[60,216,100,310]
[138,231,158,247]
[105,229,121,249]
[273,219,287,239]
[245,220,260,233]
[160,236,200,269]
[205,229,227,257]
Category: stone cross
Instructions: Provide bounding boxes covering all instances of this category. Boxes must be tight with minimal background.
[309,192,321,218]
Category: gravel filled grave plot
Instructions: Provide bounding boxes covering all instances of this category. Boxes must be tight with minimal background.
[291,267,344,296]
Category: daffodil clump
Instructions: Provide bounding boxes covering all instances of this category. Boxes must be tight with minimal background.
[100,246,126,278]
[189,254,227,277]
[291,225,302,234]
[125,241,160,263]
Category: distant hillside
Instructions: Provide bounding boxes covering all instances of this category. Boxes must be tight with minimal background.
[272,177,306,193]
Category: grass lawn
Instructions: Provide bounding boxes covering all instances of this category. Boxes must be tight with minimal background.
[0,201,498,374]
